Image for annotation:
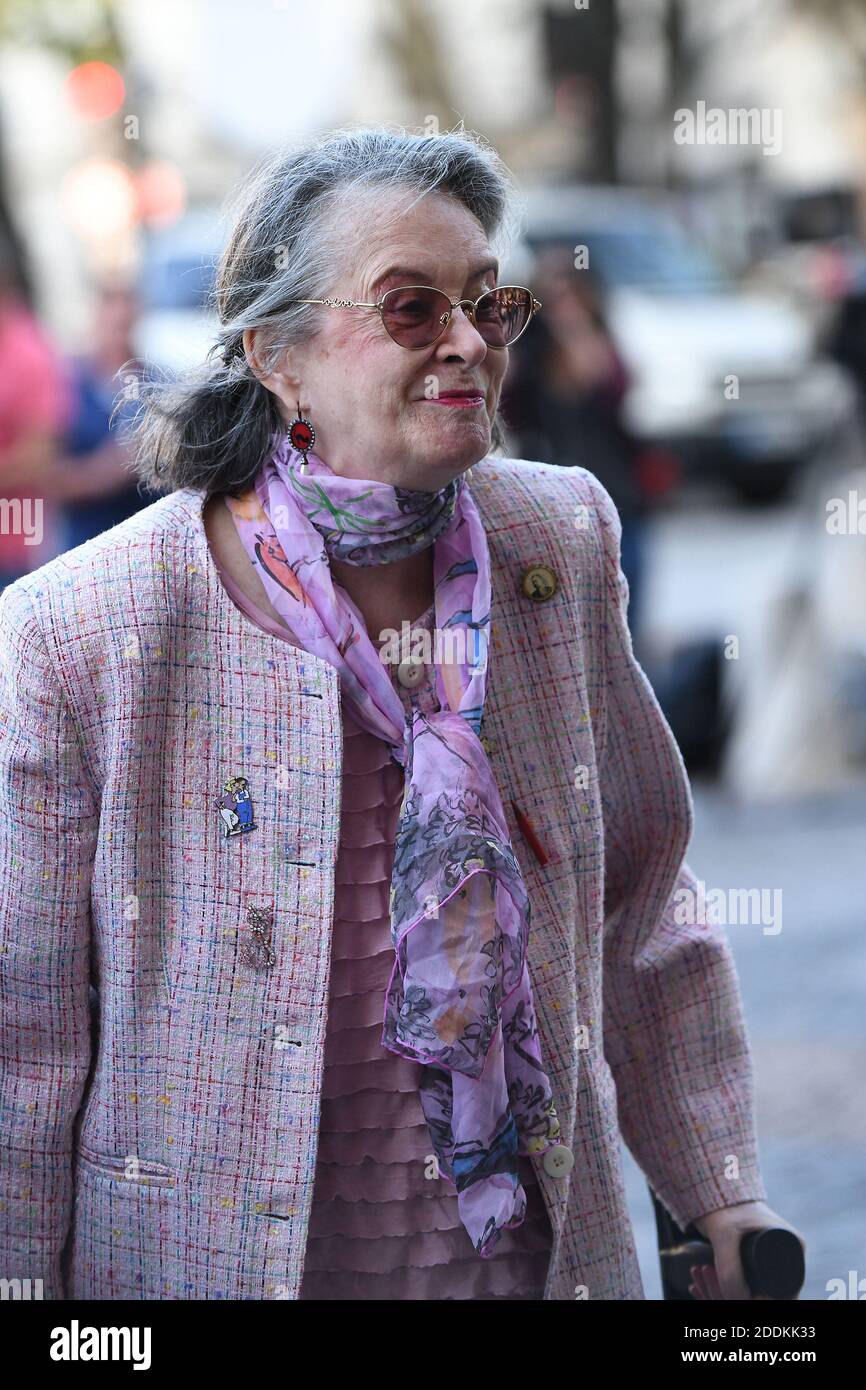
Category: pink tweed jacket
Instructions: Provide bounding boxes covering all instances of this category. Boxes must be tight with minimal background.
[0,456,766,1300]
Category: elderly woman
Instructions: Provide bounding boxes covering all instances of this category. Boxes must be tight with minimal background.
[0,126,796,1302]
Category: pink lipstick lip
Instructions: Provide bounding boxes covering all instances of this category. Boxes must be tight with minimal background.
[427,391,486,407]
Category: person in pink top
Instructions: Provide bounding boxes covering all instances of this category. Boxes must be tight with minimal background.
[0,239,71,585]
[126,125,798,1300]
[0,126,801,1303]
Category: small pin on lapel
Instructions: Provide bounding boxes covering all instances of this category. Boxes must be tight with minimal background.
[242,904,276,971]
[215,774,257,838]
[519,564,558,603]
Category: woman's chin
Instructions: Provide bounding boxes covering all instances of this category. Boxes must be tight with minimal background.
[414,416,491,468]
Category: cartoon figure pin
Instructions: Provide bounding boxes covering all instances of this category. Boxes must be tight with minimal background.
[215,775,257,838]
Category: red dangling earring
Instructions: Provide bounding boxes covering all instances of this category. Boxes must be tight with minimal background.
[288,402,315,475]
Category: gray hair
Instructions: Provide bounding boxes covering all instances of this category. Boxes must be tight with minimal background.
[129,122,523,498]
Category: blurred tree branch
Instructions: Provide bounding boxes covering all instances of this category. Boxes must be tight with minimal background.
[0,0,128,306]
[376,0,455,119]
[0,0,123,64]
[791,0,866,74]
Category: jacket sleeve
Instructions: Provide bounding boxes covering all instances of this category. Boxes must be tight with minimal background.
[0,581,99,1298]
[587,471,768,1230]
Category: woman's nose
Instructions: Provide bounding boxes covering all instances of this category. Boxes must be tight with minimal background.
[435,305,489,362]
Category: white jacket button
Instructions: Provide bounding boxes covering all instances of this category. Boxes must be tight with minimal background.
[396,658,426,689]
[542,1143,574,1177]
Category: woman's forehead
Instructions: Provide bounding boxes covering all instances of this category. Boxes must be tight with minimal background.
[338,188,493,272]
[367,256,499,296]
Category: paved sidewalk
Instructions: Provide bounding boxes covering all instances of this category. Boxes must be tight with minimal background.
[621,780,866,1301]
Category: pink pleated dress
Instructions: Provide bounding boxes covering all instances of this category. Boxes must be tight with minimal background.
[212,518,554,1299]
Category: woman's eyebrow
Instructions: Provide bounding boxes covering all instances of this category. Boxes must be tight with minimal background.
[370,260,499,296]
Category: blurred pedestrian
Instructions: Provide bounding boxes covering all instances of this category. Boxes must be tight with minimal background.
[0,235,71,588]
[501,248,652,642]
[57,272,157,549]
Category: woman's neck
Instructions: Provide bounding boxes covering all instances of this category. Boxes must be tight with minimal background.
[330,547,435,643]
[205,490,435,648]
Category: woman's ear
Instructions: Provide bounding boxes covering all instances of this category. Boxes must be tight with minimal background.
[242,327,270,386]
[243,328,300,402]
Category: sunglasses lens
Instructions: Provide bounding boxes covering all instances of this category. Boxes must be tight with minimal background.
[381,287,450,347]
[475,287,533,347]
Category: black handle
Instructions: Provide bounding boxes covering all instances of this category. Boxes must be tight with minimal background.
[650,1189,805,1300]
[739,1226,806,1300]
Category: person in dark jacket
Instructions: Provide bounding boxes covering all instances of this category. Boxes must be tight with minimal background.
[501,248,649,641]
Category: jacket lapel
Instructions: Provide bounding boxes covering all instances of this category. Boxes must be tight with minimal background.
[471,475,595,1240]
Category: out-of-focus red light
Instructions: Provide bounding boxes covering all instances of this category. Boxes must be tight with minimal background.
[65,62,125,121]
[136,162,187,228]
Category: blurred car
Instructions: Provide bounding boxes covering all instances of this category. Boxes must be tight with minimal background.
[508,186,854,501]
[135,208,222,374]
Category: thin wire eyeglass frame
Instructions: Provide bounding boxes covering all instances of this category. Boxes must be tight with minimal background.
[287,284,543,350]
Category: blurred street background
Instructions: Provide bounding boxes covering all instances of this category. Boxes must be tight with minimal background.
[0,0,864,1298]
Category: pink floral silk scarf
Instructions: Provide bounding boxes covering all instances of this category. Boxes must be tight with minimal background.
[226,431,562,1258]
